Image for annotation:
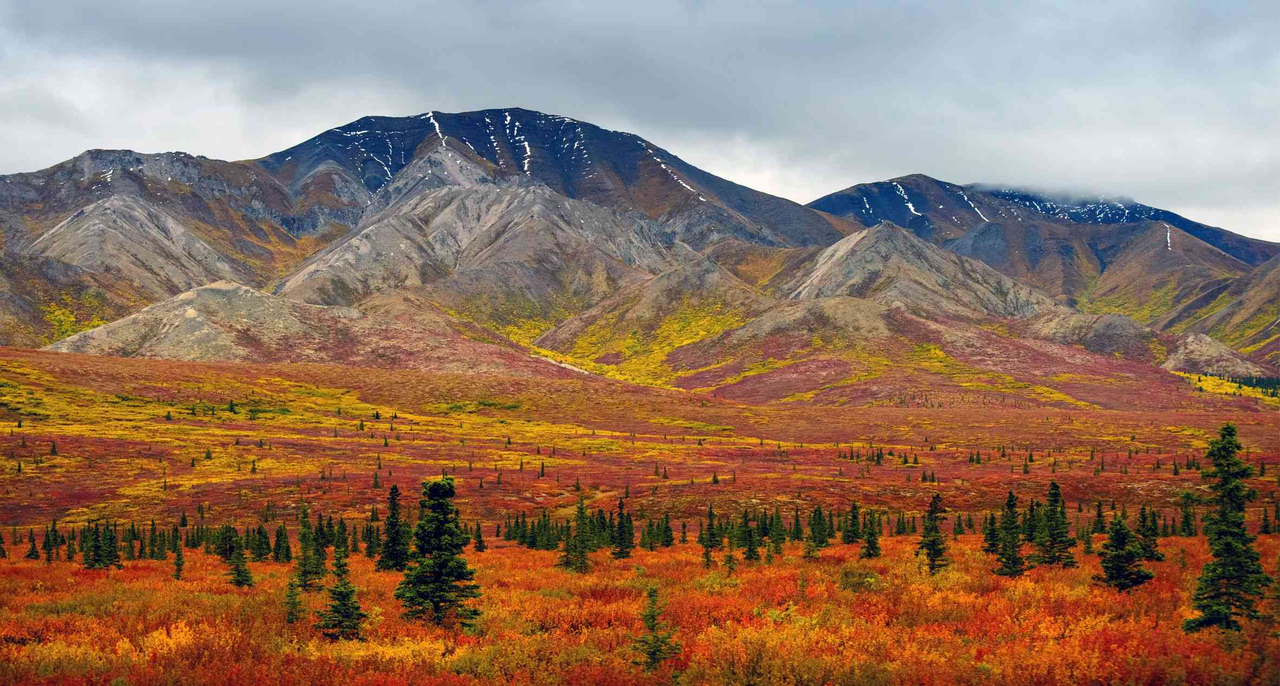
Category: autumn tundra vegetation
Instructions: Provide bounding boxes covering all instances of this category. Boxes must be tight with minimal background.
[0,348,1277,684]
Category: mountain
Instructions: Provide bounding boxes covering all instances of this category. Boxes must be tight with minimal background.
[775,223,1061,319]
[1158,254,1280,365]
[261,108,857,250]
[1074,223,1248,323]
[979,186,1278,266]
[0,108,858,345]
[0,252,139,347]
[530,222,1254,405]
[1,107,1272,402]
[809,174,1278,266]
[46,281,568,377]
[809,175,1279,355]
[0,148,365,343]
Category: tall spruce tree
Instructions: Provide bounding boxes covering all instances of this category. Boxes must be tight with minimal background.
[632,586,680,672]
[273,523,292,563]
[172,544,184,580]
[295,511,327,591]
[101,524,122,569]
[859,513,881,559]
[558,498,591,574]
[1034,482,1077,567]
[994,492,1026,577]
[377,484,411,572]
[314,537,366,640]
[394,477,481,626]
[842,501,862,544]
[982,512,1000,554]
[612,500,635,560]
[226,537,254,588]
[1095,515,1152,591]
[1184,424,1272,632]
[743,526,760,562]
[1136,506,1164,562]
[917,493,950,574]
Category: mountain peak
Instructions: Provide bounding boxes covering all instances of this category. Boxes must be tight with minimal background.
[781,220,1062,319]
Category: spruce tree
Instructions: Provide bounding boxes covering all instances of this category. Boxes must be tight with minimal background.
[227,537,254,588]
[859,514,881,559]
[842,501,861,544]
[284,576,303,624]
[1137,506,1164,562]
[558,498,591,574]
[1185,424,1272,632]
[273,523,292,563]
[743,527,760,562]
[982,512,1000,554]
[296,514,328,591]
[394,477,481,626]
[917,493,950,574]
[1034,482,1077,567]
[101,524,122,569]
[314,538,366,640]
[376,484,411,572]
[725,544,740,572]
[1095,515,1152,591]
[632,586,680,671]
[994,492,1026,577]
[612,501,634,559]
[172,544,184,580]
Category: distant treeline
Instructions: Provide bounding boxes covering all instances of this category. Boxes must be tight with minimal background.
[1221,375,1280,397]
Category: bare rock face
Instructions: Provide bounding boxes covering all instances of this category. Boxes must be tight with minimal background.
[48,281,358,361]
[279,178,683,331]
[1023,311,1158,358]
[27,196,251,298]
[779,222,1062,319]
[1161,333,1268,377]
[44,281,570,377]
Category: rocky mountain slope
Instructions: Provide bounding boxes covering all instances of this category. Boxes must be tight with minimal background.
[809,175,1278,359]
[262,109,857,249]
[1157,254,1280,365]
[0,148,364,342]
[810,174,1278,266]
[47,281,568,377]
[0,107,1271,402]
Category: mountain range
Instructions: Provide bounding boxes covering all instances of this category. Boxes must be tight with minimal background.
[2,107,1275,408]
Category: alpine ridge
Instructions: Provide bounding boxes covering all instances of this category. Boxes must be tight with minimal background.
[0,107,1273,402]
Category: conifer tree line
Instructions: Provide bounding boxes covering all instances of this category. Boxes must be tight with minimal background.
[2,424,1273,639]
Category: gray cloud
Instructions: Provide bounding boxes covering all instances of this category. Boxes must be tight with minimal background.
[0,0,1276,240]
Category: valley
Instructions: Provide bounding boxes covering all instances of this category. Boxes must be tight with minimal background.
[0,108,1276,685]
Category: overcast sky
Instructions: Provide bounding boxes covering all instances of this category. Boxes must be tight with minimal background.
[1,0,1276,240]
